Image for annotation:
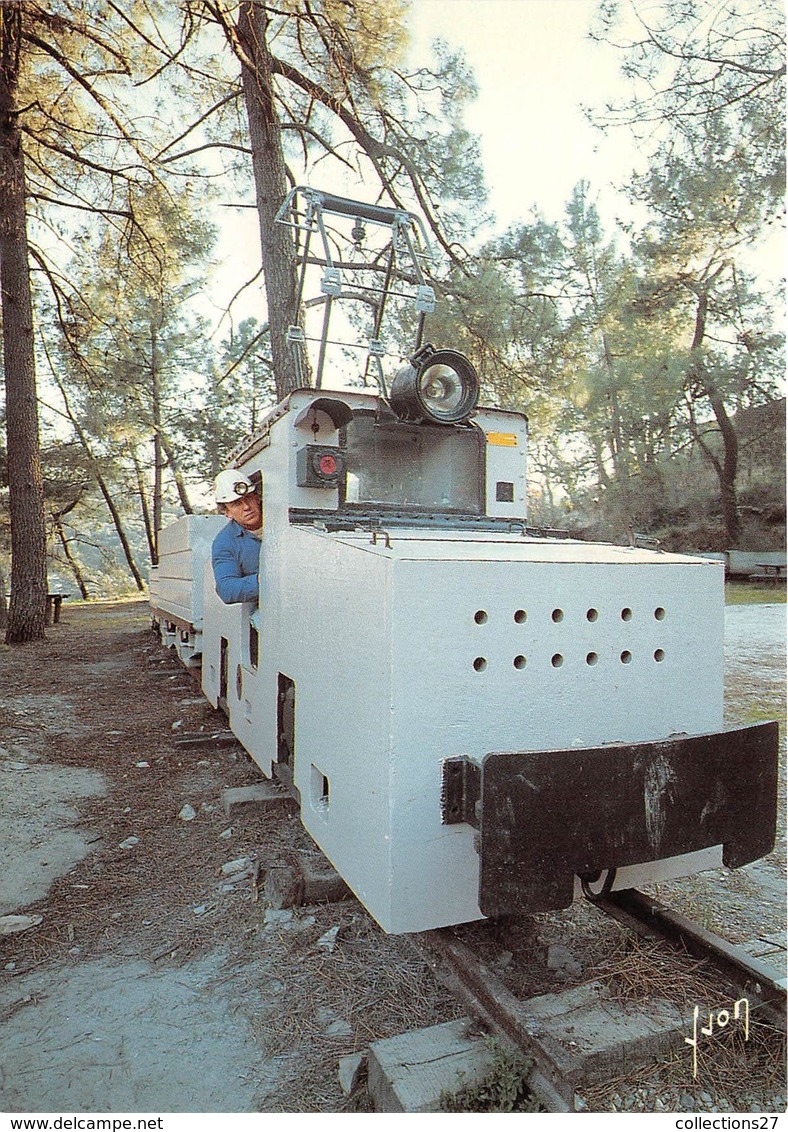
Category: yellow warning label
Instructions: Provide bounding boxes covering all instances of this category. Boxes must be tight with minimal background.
[486,432,518,447]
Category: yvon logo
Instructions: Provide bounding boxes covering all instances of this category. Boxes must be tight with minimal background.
[685,997,750,1078]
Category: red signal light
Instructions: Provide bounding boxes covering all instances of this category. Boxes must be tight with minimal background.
[297,444,344,487]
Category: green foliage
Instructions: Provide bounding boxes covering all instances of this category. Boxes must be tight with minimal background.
[591,0,785,212]
[4,0,784,595]
[199,315,278,473]
[439,1043,541,1113]
[453,0,785,548]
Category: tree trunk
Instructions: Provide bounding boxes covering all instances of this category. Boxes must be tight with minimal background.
[0,2,47,644]
[0,567,8,628]
[688,286,741,546]
[151,323,164,565]
[55,516,90,600]
[598,328,633,527]
[237,1,306,398]
[133,449,156,564]
[159,432,193,516]
[704,386,740,547]
[95,472,146,591]
[52,373,145,590]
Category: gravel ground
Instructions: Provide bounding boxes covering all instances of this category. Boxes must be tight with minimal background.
[0,600,460,1113]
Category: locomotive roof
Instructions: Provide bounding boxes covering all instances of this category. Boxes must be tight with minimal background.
[228,385,528,465]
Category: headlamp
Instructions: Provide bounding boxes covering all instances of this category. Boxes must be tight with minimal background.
[389,345,479,424]
[215,469,258,504]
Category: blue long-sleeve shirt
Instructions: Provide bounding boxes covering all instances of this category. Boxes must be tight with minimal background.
[211,520,261,604]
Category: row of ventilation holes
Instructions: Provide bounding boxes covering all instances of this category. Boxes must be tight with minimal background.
[471,606,666,672]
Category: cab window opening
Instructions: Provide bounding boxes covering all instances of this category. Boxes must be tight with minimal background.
[338,412,484,514]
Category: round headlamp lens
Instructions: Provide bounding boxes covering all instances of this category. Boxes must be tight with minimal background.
[418,363,466,417]
[415,350,479,422]
[233,481,251,497]
[389,345,479,424]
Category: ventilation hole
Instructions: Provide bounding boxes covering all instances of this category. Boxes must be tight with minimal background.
[586,608,599,622]
[620,650,632,664]
[551,609,564,623]
[473,657,487,672]
[654,607,666,621]
[654,649,665,662]
[586,652,598,666]
[474,610,488,624]
[621,608,633,621]
[514,609,527,624]
[513,655,526,670]
[551,654,564,668]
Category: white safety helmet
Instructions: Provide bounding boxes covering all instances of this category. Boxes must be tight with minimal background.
[214,470,256,505]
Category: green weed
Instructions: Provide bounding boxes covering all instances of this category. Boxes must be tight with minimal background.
[725,582,786,605]
[439,1041,542,1113]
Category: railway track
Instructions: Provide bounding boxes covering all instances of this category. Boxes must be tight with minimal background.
[597,889,787,1028]
[409,890,787,1113]
[169,714,784,1113]
[174,713,784,1112]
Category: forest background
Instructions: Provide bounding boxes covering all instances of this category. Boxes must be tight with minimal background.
[0,0,784,641]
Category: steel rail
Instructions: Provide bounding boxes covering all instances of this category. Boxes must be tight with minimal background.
[410,929,586,1112]
[594,888,787,1028]
[409,889,785,1113]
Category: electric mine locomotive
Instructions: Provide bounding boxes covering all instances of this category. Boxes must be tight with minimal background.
[150,188,779,935]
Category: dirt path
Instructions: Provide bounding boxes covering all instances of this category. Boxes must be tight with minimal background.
[0,600,456,1113]
[0,598,784,1114]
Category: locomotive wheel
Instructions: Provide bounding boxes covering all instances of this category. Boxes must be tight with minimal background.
[580,868,617,902]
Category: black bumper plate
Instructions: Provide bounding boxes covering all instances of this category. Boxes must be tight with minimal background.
[478,721,779,916]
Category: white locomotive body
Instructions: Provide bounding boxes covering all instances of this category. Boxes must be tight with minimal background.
[152,386,777,934]
[151,189,778,934]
